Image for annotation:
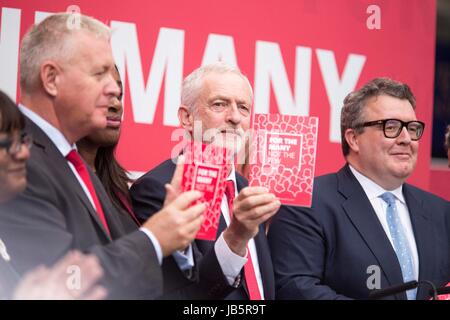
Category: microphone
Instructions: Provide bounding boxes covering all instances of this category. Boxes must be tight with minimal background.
[435,287,450,295]
[369,280,439,300]
[429,285,450,299]
[369,280,418,300]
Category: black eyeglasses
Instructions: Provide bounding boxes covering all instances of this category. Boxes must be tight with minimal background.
[0,132,33,156]
[355,119,425,141]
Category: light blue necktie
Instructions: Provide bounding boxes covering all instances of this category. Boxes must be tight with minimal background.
[380,192,416,300]
[172,247,194,271]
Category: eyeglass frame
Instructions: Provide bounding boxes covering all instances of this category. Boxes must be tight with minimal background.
[0,132,33,156]
[354,118,425,141]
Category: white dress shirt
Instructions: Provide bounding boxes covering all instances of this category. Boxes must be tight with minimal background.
[18,104,165,264]
[349,165,419,281]
[214,165,265,299]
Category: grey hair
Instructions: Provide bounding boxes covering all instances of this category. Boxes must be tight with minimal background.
[341,77,416,156]
[20,13,111,93]
[181,62,253,112]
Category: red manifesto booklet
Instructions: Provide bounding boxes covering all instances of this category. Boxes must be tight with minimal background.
[249,114,319,207]
[181,141,232,240]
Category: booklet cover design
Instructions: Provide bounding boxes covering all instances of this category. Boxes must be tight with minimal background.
[181,141,232,240]
[249,114,319,207]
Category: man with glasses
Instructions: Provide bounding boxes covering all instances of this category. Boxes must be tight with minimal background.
[268,77,450,300]
[0,133,32,203]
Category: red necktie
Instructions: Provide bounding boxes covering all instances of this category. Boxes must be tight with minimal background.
[66,150,111,236]
[225,180,262,300]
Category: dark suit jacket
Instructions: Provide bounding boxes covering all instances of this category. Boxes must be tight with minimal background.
[130,158,275,299]
[0,117,162,299]
[268,165,450,300]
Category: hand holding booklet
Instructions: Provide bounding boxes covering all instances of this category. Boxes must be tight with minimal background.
[180,141,232,240]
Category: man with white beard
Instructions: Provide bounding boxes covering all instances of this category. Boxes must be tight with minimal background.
[130,63,282,299]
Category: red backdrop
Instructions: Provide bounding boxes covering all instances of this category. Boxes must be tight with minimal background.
[0,0,441,193]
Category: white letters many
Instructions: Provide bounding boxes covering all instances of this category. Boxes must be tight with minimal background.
[0,7,366,142]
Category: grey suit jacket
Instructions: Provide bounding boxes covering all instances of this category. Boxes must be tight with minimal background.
[0,116,162,299]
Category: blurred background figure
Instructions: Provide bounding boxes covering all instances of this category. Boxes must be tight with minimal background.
[0,90,106,300]
[77,66,140,231]
[13,251,106,300]
[445,124,450,167]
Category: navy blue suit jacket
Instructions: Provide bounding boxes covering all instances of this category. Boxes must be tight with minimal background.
[130,159,275,299]
[268,165,450,300]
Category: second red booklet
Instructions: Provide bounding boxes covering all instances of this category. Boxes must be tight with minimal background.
[181,141,232,241]
[249,114,319,207]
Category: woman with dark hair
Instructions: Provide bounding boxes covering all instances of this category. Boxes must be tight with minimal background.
[0,90,30,298]
[0,90,106,300]
[77,67,140,229]
[445,125,450,168]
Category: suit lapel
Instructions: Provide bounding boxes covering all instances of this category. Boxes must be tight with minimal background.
[24,117,112,240]
[403,185,433,300]
[91,172,126,239]
[68,165,112,240]
[337,166,405,299]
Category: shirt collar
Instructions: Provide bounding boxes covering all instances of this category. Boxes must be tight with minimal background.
[349,164,405,204]
[19,104,75,157]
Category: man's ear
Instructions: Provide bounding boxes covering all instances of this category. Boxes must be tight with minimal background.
[40,61,60,97]
[344,128,360,153]
[178,104,194,131]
